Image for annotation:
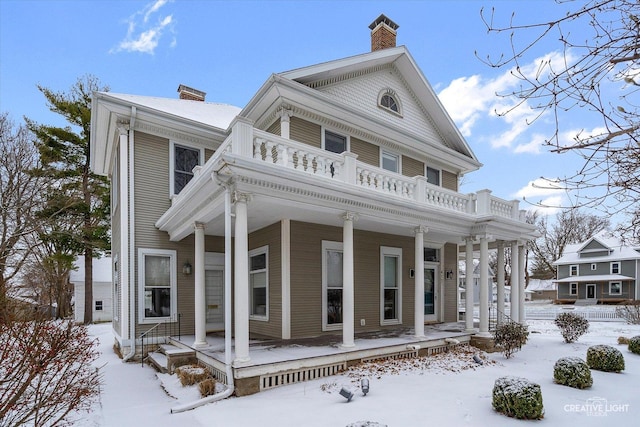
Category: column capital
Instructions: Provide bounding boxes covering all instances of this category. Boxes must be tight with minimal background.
[116,119,130,135]
[496,240,505,249]
[233,191,252,204]
[414,225,428,235]
[194,222,205,230]
[279,107,293,122]
[342,212,358,222]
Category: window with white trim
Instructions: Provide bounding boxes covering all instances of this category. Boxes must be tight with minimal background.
[591,263,597,271]
[95,300,103,311]
[378,89,402,115]
[381,246,402,324]
[569,265,578,276]
[138,248,176,322]
[249,246,268,319]
[611,262,620,275]
[323,130,347,154]
[426,166,440,186]
[609,281,622,295]
[322,241,343,330]
[570,283,578,295]
[170,142,203,195]
[381,150,400,173]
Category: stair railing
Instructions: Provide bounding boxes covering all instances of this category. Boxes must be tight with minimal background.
[139,313,182,367]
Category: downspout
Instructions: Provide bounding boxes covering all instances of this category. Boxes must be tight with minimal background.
[123,106,137,362]
[170,171,234,413]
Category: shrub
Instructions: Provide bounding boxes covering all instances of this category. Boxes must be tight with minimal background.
[492,376,544,420]
[628,336,640,355]
[554,312,589,343]
[586,345,625,372]
[198,378,217,397]
[176,364,210,386]
[618,336,630,345]
[553,357,592,389]
[615,301,640,325]
[493,321,529,359]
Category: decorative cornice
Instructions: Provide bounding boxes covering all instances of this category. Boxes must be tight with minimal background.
[305,63,392,89]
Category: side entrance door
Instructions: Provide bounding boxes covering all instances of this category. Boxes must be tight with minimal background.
[424,264,439,322]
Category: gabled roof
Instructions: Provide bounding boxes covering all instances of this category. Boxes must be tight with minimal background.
[555,235,640,265]
[241,46,481,174]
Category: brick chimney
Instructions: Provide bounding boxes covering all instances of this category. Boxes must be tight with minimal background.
[369,14,399,51]
[177,84,206,101]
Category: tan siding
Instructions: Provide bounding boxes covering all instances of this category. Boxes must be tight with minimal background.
[266,119,281,136]
[248,222,282,339]
[290,117,321,148]
[442,170,458,191]
[204,148,215,162]
[351,137,379,167]
[402,156,424,178]
[289,221,416,338]
[442,243,458,322]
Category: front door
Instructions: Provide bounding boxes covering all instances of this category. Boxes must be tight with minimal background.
[205,269,224,331]
[586,284,596,299]
[424,265,439,322]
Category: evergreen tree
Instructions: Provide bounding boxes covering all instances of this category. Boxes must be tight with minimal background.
[27,75,110,323]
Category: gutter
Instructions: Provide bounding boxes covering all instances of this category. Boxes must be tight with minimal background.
[123,106,137,362]
[171,171,235,413]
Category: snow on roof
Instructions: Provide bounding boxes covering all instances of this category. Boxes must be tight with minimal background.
[555,237,640,265]
[526,279,556,291]
[102,93,242,130]
[69,257,112,283]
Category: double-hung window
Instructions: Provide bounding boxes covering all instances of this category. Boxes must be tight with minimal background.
[249,246,268,319]
[570,283,578,295]
[609,281,622,295]
[322,241,343,330]
[569,265,578,276]
[171,142,202,195]
[139,248,176,322]
[95,300,103,311]
[426,166,440,186]
[611,262,620,275]
[381,247,402,324]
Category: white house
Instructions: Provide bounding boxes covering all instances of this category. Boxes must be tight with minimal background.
[71,257,113,322]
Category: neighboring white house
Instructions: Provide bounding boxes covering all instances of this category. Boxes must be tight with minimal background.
[458,259,495,304]
[71,257,113,322]
[527,278,556,301]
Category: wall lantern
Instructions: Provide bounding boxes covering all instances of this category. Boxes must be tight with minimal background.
[445,269,453,279]
[182,262,192,275]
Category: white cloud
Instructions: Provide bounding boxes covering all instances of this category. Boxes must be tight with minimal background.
[111,0,175,55]
[513,178,566,215]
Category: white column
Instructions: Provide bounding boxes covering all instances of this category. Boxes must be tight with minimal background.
[341,212,356,348]
[518,244,526,324]
[234,194,250,363]
[193,222,208,348]
[496,241,505,323]
[478,236,490,336]
[281,219,291,339]
[280,108,292,139]
[465,237,475,332]
[414,226,427,338]
[510,242,520,323]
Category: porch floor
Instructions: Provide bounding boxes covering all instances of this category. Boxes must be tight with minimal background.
[170,323,475,368]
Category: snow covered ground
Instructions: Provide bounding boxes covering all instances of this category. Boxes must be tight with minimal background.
[77,318,640,426]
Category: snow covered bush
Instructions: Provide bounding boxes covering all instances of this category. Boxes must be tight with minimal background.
[176,365,210,386]
[615,301,640,324]
[618,336,630,345]
[492,376,544,420]
[554,312,589,343]
[628,336,640,355]
[493,320,529,359]
[198,378,217,397]
[586,345,625,372]
[553,357,592,389]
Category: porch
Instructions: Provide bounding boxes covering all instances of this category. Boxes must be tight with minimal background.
[166,323,474,396]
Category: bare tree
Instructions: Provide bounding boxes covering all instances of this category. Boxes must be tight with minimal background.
[0,113,46,322]
[479,0,640,238]
[529,209,610,278]
[0,318,101,426]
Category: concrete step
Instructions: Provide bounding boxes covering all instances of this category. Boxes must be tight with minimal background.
[147,351,169,374]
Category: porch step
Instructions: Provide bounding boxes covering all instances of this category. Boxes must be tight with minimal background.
[575,299,598,306]
[147,344,196,374]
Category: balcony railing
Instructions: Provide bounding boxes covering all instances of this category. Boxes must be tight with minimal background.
[247,129,524,221]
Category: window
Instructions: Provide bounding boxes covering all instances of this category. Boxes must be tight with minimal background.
[381,247,402,324]
[590,263,597,271]
[381,151,400,173]
[569,265,578,276]
[138,248,176,322]
[424,247,440,263]
[426,166,440,186]
[322,241,343,330]
[611,262,620,275]
[95,300,103,311]
[249,246,268,319]
[570,283,578,295]
[609,282,622,295]
[171,142,202,195]
[324,130,347,154]
[378,89,402,115]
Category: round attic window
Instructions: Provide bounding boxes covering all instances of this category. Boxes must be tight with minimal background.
[378,89,402,116]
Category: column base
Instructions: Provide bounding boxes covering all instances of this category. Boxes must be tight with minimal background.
[339,342,356,350]
[193,340,209,349]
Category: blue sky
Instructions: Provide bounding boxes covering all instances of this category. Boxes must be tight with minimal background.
[1,0,600,219]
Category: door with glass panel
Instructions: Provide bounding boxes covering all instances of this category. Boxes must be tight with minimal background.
[424,265,439,322]
[205,268,224,331]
